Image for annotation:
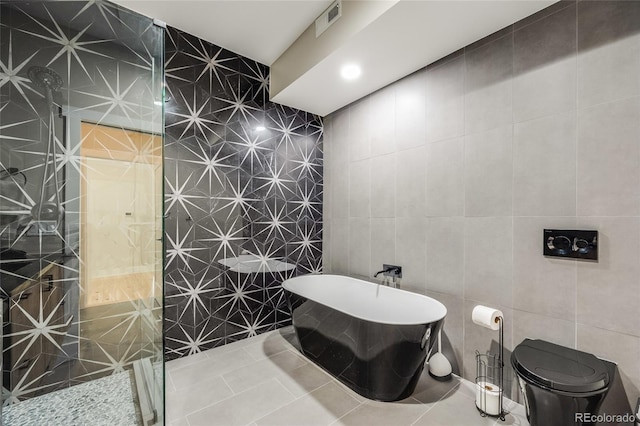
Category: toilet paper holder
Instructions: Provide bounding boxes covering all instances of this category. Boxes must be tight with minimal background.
[475,351,504,419]
[472,305,506,421]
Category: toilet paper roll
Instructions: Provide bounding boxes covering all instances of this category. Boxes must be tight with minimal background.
[472,305,503,331]
[475,381,502,416]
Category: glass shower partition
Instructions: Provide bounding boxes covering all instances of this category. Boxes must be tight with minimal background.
[0,1,164,424]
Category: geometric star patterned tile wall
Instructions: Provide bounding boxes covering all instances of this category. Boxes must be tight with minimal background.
[163,27,323,360]
[0,0,164,405]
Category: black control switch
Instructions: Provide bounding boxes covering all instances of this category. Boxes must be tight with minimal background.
[544,229,598,260]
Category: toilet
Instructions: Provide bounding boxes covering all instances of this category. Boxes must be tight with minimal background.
[511,339,611,426]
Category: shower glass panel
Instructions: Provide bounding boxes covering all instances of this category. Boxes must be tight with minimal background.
[0,1,164,424]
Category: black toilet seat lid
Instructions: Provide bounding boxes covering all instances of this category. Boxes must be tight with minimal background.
[511,339,609,393]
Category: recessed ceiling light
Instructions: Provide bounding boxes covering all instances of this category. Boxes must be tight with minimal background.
[340,64,361,80]
[256,126,266,131]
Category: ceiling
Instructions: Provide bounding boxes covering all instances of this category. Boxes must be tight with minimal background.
[114,0,558,116]
[112,0,332,66]
[271,0,557,116]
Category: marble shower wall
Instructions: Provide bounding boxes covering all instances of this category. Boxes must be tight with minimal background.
[163,27,323,360]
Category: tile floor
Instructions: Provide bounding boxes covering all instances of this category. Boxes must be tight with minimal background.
[166,327,529,426]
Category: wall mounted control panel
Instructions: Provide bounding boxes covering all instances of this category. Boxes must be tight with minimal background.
[543,229,598,260]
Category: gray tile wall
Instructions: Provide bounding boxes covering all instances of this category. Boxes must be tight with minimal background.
[322,0,640,407]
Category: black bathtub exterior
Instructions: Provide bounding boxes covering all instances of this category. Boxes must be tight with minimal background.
[286,292,444,402]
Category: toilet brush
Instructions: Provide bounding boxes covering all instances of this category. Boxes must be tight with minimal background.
[428,329,452,381]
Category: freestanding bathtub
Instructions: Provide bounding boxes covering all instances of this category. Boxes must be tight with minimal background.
[283,274,447,401]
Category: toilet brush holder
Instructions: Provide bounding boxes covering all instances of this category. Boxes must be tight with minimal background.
[428,329,452,381]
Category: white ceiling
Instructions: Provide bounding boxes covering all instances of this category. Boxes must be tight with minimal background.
[112,0,332,65]
[272,0,558,116]
[114,0,558,116]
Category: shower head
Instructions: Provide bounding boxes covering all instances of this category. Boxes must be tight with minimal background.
[28,65,65,232]
[28,66,63,91]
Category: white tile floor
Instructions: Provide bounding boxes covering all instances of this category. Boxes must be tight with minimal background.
[166,327,529,426]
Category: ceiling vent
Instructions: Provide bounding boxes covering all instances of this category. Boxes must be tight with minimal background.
[315,0,341,38]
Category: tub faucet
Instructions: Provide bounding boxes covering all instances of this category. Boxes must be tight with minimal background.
[374,266,400,277]
[374,264,402,288]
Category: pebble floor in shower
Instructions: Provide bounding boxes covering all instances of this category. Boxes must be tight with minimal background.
[2,371,140,426]
[166,326,528,426]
